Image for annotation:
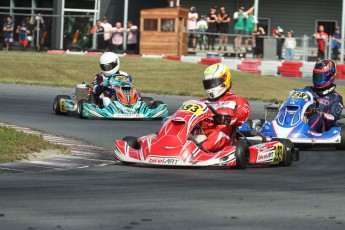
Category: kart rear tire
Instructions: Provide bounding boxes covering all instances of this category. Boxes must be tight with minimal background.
[232,139,250,169]
[77,99,88,119]
[336,128,345,150]
[53,95,71,115]
[123,136,140,150]
[141,97,153,107]
[271,138,294,167]
[151,100,164,109]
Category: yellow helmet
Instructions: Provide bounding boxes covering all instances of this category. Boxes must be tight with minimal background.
[202,63,232,99]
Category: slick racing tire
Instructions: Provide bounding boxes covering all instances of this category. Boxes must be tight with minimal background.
[141,97,153,107]
[53,95,71,115]
[271,138,294,167]
[151,100,164,109]
[336,128,345,150]
[123,136,140,150]
[77,99,88,119]
[232,139,250,169]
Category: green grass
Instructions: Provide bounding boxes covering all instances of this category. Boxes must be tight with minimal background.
[0,125,69,163]
[0,51,344,102]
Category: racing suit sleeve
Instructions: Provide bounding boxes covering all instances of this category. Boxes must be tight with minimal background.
[92,73,105,95]
[92,73,104,86]
[323,94,343,125]
[230,97,251,127]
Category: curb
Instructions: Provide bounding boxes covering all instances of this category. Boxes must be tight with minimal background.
[0,123,114,174]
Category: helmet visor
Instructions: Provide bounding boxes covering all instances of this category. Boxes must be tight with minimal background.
[313,73,329,87]
[100,61,118,71]
[203,78,224,90]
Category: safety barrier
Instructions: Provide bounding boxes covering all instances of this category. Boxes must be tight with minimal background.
[198,57,222,65]
[45,49,345,80]
[277,62,303,77]
[163,55,181,61]
[237,60,261,74]
[336,64,345,80]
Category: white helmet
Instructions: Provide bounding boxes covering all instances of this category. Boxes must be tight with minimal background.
[99,52,120,76]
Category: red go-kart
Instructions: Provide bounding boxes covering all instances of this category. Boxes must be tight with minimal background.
[114,100,298,169]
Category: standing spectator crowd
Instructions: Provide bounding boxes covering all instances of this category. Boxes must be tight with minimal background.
[2,14,46,51]
[92,16,138,53]
[187,5,342,61]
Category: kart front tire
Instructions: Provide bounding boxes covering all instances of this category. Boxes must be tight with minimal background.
[123,136,140,150]
[151,100,164,109]
[336,128,345,150]
[271,138,294,167]
[53,95,71,115]
[77,99,88,119]
[232,139,250,169]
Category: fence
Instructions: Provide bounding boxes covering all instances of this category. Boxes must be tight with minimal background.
[187,31,344,62]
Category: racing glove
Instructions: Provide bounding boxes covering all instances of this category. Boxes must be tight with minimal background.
[213,114,232,125]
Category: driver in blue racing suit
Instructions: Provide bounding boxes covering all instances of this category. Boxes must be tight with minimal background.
[304,59,343,133]
[92,52,138,107]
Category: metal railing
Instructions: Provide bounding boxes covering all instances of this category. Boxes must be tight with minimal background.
[187,31,343,62]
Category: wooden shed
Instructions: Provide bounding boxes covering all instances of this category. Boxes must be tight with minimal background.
[139,7,189,56]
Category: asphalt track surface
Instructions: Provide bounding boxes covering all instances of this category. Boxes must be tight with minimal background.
[0,84,344,230]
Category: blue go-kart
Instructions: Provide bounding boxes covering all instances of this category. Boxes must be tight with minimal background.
[240,89,345,150]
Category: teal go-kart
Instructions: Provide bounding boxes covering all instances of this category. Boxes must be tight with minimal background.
[53,75,168,119]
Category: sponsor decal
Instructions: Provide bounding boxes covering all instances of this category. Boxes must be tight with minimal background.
[307,130,323,136]
[257,151,274,161]
[273,143,284,163]
[318,99,330,106]
[208,101,236,110]
[148,157,181,165]
[60,99,67,112]
[114,114,144,118]
[255,144,270,152]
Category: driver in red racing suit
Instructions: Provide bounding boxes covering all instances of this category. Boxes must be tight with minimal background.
[199,63,251,152]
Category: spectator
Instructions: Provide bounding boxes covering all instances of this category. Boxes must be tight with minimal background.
[126,21,138,53]
[273,26,285,59]
[233,5,254,51]
[284,30,296,61]
[217,6,230,51]
[93,19,105,50]
[313,25,328,60]
[3,16,14,51]
[111,22,124,51]
[101,16,113,51]
[253,26,265,58]
[206,6,218,50]
[331,26,341,60]
[24,17,34,47]
[196,15,208,50]
[187,6,198,49]
[30,13,45,50]
[16,19,30,49]
[244,10,258,51]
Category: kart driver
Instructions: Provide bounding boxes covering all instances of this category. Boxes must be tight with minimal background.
[200,63,251,152]
[304,59,343,133]
[92,52,136,107]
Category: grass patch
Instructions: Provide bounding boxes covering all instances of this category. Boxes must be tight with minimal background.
[0,125,69,163]
[0,51,344,102]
